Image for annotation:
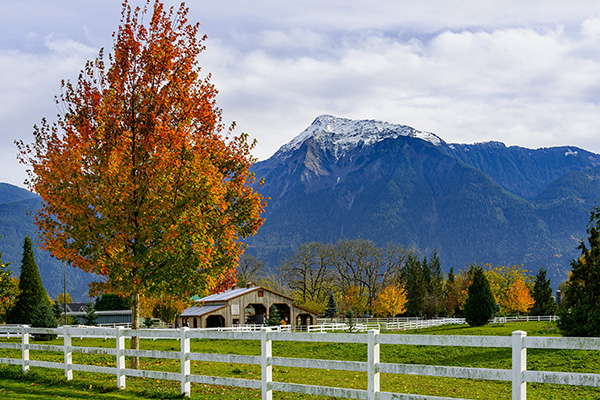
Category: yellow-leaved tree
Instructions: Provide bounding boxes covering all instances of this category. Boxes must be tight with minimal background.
[373,284,407,317]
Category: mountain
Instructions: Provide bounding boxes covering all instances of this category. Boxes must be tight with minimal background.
[0,183,95,301]
[246,115,600,286]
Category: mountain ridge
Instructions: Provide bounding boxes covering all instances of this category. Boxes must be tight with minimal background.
[246,115,600,287]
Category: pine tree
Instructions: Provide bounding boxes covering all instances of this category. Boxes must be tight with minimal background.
[530,267,556,316]
[80,302,97,326]
[464,266,497,327]
[11,236,46,324]
[402,254,426,317]
[324,292,337,318]
[267,305,282,326]
[31,297,58,341]
[558,206,600,336]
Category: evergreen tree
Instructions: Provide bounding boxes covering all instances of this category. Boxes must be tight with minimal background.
[80,302,97,326]
[558,206,600,336]
[267,305,282,326]
[423,250,444,318]
[401,254,426,317]
[31,297,58,340]
[94,293,131,311]
[11,236,46,324]
[464,266,496,327]
[324,292,337,318]
[530,267,556,316]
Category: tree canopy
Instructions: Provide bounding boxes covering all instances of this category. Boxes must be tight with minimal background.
[530,267,556,316]
[558,206,600,336]
[17,0,265,365]
[464,266,496,327]
[11,237,47,325]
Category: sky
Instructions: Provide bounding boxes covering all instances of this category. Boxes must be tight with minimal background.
[3,1,600,188]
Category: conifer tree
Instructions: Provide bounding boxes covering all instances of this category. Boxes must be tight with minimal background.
[530,267,556,316]
[401,254,426,317]
[558,206,600,336]
[324,292,337,318]
[81,302,97,326]
[31,297,58,340]
[464,266,496,326]
[11,236,46,324]
[267,305,282,326]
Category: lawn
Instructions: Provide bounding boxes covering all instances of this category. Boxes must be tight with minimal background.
[1,321,600,399]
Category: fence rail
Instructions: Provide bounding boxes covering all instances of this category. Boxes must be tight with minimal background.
[0,323,595,400]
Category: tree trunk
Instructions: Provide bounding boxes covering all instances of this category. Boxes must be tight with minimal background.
[130,292,140,369]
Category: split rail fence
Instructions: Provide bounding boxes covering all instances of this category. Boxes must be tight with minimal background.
[1,325,599,400]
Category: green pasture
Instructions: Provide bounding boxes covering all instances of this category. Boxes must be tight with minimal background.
[1,321,599,399]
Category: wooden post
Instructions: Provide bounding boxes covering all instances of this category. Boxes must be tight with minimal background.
[512,330,527,400]
[116,326,126,389]
[181,327,190,397]
[21,325,29,373]
[368,329,380,400]
[63,325,72,380]
[261,327,273,400]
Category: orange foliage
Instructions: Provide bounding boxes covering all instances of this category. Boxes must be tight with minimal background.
[338,285,368,316]
[17,1,265,322]
[502,278,535,315]
[373,284,407,317]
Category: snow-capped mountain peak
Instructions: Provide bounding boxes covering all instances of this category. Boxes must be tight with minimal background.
[275,115,443,159]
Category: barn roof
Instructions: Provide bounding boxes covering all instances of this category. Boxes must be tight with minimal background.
[198,285,295,303]
[180,304,227,317]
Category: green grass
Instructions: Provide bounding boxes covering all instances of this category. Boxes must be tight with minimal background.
[1,322,600,399]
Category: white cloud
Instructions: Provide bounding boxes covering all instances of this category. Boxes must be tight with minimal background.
[3,0,600,187]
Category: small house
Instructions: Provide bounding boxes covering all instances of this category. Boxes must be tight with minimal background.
[178,284,318,329]
[65,303,132,326]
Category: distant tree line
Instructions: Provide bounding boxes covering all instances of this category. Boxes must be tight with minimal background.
[238,238,558,323]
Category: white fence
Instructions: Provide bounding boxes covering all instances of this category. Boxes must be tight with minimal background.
[1,325,598,400]
[309,316,559,333]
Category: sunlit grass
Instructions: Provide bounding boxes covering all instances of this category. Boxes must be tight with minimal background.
[1,322,600,399]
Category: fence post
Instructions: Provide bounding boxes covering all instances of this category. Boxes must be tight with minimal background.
[116,326,126,389]
[21,325,29,373]
[367,329,380,400]
[261,327,273,400]
[181,327,190,397]
[512,330,527,400]
[63,325,72,380]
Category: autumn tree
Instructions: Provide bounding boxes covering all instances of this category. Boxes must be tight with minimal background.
[0,242,18,323]
[54,292,72,305]
[530,267,556,316]
[484,264,533,315]
[17,0,265,367]
[502,277,534,315]
[11,237,47,325]
[337,285,368,317]
[558,206,600,336]
[373,283,407,317]
[443,266,473,317]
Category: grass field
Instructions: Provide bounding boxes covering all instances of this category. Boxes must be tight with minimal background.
[1,321,600,399]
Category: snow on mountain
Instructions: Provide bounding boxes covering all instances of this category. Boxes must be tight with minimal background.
[275,115,443,159]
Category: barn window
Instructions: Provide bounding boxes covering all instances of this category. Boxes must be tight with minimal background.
[258,290,264,297]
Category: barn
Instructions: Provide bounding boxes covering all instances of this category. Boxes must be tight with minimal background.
[178,283,318,329]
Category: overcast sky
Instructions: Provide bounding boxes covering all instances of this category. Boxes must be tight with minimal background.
[3,1,600,188]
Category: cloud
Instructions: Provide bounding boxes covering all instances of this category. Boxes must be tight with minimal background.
[204,22,600,160]
[4,0,600,187]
